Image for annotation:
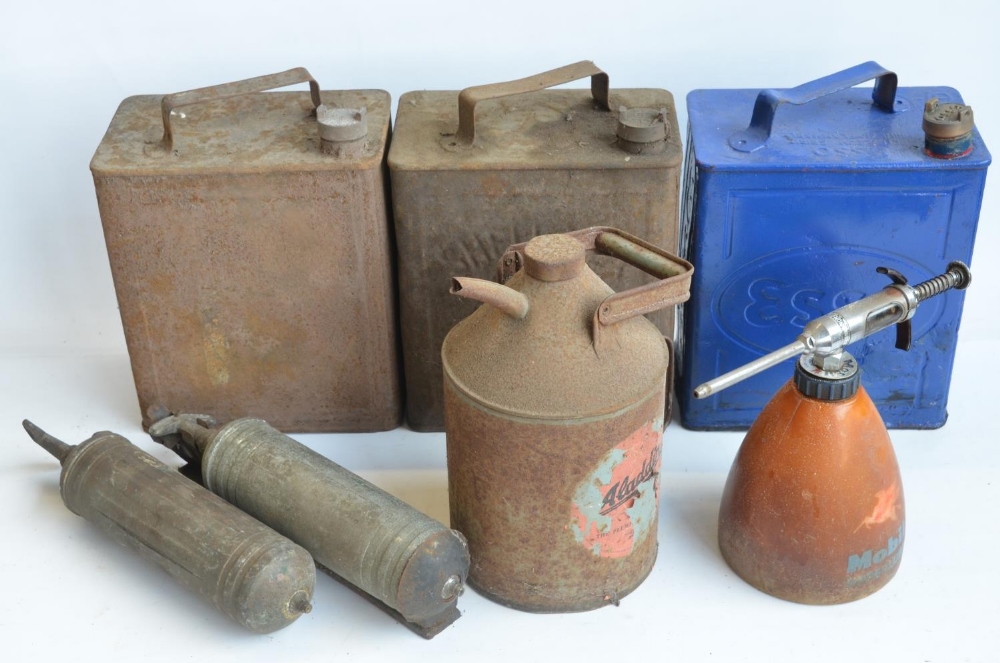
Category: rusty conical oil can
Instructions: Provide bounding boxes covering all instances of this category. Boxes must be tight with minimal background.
[443,228,693,612]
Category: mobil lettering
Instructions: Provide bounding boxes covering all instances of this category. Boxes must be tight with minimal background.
[848,523,906,575]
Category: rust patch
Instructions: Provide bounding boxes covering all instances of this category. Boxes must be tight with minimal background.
[479,173,509,199]
[200,314,231,386]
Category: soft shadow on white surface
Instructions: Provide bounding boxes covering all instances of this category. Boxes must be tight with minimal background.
[661,475,727,565]
[4,347,999,662]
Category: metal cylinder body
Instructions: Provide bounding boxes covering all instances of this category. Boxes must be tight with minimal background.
[445,381,665,611]
[201,419,469,631]
[442,229,685,612]
[59,432,315,633]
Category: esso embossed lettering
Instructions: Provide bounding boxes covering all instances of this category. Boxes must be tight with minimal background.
[744,279,866,329]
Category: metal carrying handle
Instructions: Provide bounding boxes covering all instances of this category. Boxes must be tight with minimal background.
[160,68,322,149]
[497,227,693,348]
[456,61,610,144]
[729,61,898,152]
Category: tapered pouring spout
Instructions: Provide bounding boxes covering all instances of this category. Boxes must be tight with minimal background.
[23,420,73,462]
[694,340,808,399]
[450,277,529,320]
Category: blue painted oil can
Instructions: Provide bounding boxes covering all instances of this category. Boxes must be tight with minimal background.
[678,62,990,430]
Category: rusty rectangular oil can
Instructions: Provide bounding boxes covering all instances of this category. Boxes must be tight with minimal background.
[91,69,401,432]
[389,61,683,431]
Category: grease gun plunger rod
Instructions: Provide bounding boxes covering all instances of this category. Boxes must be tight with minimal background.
[694,261,972,399]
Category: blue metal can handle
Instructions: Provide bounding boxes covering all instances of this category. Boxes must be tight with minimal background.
[729,61,898,152]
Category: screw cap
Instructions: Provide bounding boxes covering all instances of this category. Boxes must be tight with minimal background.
[794,354,860,401]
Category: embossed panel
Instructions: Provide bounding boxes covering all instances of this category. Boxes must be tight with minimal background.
[680,173,983,430]
[714,246,945,355]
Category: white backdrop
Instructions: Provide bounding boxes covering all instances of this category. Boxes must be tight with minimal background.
[2,1,997,661]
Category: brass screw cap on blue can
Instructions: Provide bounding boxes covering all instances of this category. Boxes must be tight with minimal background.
[923,97,975,158]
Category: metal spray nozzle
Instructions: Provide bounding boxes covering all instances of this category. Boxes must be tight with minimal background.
[694,261,972,399]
